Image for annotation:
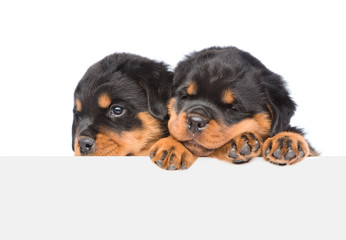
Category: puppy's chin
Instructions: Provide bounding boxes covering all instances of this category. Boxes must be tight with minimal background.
[182,140,215,157]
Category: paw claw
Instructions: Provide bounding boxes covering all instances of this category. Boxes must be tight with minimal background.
[166,154,178,170]
[240,143,251,155]
[232,159,246,164]
[232,157,252,164]
[181,155,188,170]
[265,141,272,156]
[253,140,260,152]
[228,147,239,159]
[167,164,177,170]
[265,148,270,156]
[155,160,163,168]
[285,149,296,161]
[273,149,282,160]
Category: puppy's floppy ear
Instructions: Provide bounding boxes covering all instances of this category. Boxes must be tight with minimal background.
[140,64,173,120]
[262,73,296,136]
[72,122,76,151]
[124,60,173,120]
[72,110,77,151]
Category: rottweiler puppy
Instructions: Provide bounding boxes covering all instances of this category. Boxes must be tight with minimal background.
[149,46,318,169]
[72,53,172,156]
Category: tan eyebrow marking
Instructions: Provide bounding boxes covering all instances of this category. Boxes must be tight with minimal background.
[187,81,197,95]
[98,93,112,108]
[222,89,234,104]
[76,99,82,112]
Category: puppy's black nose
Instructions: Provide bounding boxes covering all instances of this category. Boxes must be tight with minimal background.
[187,116,208,133]
[78,137,95,155]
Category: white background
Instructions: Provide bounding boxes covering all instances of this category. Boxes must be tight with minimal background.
[0,0,345,156]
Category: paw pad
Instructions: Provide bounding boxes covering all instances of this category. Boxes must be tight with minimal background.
[225,132,262,164]
[149,136,197,170]
[263,132,309,165]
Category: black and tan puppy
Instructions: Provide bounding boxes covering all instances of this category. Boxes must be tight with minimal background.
[150,46,318,169]
[72,53,172,156]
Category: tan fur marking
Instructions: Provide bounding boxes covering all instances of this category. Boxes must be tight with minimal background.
[168,102,272,156]
[186,81,197,95]
[74,112,163,156]
[222,89,234,104]
[98,93,112,108]
[168,98,190,141]
[167,98,176,116]
[76,99,82,112]
[74,137,81,156]
[196,113,270,150]
[226,113,271,140]
[168,97,272,156]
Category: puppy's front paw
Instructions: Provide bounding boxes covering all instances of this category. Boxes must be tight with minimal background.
[212,132,262,164]
[149,136,197,170]
[262,132,310,166]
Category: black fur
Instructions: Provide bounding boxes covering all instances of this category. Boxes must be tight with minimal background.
[174,46,298,135]
[72,53,172,154]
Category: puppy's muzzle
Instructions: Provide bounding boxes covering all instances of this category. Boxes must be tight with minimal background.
[186,106,210,134]
[78,136,95,155]
[187,116,208,133]
[77,117,97,155]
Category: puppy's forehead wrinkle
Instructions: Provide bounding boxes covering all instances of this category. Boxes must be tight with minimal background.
[182,99,221,119]
[193,65,248,84]
[78,73,145,106]
[85,72,126,94]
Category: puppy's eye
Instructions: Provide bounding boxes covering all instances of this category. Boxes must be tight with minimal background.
[228,104,237,111]
[180,94,189,100]
[110,105,125,116]
[178,91,190,100]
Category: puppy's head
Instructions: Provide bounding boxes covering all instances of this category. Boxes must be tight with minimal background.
[169,47,275,156]
[72,53,172,156]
